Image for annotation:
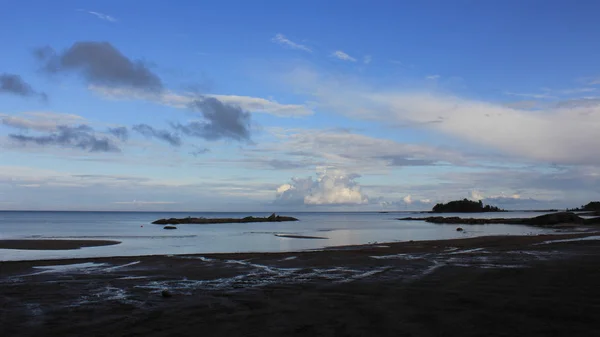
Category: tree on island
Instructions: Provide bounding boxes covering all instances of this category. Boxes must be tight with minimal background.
[432,198,503,213]
[569,201,600,211]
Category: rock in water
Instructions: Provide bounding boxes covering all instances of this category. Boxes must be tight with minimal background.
[164,226,177,230]
[456,227,464,231]
[161,290,172,298]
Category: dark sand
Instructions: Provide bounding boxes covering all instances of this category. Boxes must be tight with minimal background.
[2,232,600,336]
[0,239,121,250]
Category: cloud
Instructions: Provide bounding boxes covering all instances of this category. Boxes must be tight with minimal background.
[132,124,181,146]
[331,50,356,62]
[1,112,85,131]
[275,167,368,205]
[9,125,121,152]
[35,41,162,91]
[90,85,313,117]
[504,91,555,99]
[107,126,128,141]
[281,66,600,166]
[363,55,372,64]
[79,10,117,22]
[271,34,312,53]
[425,75,440,80]
[173,97,251,142]
[254,128,459,173]
[0,73,47,100]
[403,195,412,204]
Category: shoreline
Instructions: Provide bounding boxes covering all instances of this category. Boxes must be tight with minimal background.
[3,231,600,336]
[1,230,598,264]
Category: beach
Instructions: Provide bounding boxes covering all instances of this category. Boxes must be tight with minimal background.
[2,232,600,336]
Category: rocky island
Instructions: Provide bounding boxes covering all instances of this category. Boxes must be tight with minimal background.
[400,211,600,227]
[152,213,299,225]
[431,198,504,213]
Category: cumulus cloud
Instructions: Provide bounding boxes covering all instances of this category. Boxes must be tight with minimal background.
[173,97,251,142]
[132,124,181,146]
[331,50,356,62]
[35,41,162,91]
[271,34,312,53]
[275,167,369,206]
[9,125,121,152]
[0,73,47,100]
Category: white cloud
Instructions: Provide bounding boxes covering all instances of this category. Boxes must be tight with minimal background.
[403,195,413,204]
[276,167,368,205]
[363,55,372,64]
[425,75,440,80]
[281,66,600,166]
[90,85,314,117]
[470,190,484,201]
[271,34,312,53]
[331,50,356,62]
[78,10,117,22]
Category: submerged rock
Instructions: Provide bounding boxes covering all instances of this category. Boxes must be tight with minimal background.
[163,226,178,230]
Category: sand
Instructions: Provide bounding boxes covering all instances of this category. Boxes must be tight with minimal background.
[1,232,600,336]
[0,239,121,250]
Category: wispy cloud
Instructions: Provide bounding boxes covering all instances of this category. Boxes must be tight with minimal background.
[271,34,312,53]
[425,75,440,80]
[363,55,372,64]
[331,50,356,62]
[78,9,117,22]
[504,91,555,99]
[91,85,314,117]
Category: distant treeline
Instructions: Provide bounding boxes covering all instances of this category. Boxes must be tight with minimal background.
[432,199,504,213]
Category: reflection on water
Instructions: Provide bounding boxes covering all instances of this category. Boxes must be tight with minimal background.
[0,211,555,261]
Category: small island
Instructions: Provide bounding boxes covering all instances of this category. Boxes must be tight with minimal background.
[431,199,504,213]
[152,213,299,225]
[569,201,600,212]
[400,211,600,227]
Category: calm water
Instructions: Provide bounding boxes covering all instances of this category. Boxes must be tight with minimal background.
[0,211,554,261]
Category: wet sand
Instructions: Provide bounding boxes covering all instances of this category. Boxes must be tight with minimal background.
[0,239,121,250]
[2,232,600,336]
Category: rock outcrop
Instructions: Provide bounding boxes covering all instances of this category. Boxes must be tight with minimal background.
[399,212,599,227]
[153,213,299,225]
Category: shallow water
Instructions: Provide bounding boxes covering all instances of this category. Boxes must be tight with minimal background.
[0,211,554,261]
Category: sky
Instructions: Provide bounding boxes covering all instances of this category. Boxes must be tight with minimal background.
[1,0,600,211]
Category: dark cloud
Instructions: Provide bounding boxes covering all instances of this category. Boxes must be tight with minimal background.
[0,73,47,100]
[9,125,120,152]
[107,126,128,141]
[35,42,162,91]
[173,97,251,142]
[132,124,181,146]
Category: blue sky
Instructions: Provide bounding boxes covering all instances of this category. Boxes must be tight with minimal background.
[1,0,600,211]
